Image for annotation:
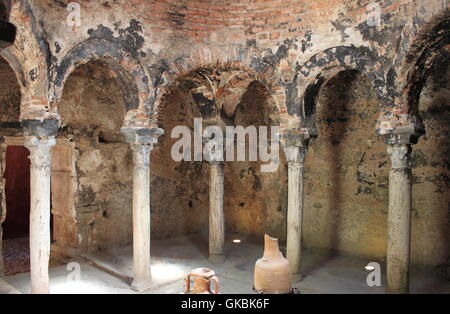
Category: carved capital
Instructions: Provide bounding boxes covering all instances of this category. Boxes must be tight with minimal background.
[380,118,425,146]
[202,135,224,163]
[284,146,307,164]
[282,128,315,148]
[24,136,56,169]
[131,144,152,169]
[22,119,60,138]
[121,126,164,147]
[388,144,411,169]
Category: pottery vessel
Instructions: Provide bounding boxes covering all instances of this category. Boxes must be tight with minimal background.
[184,268,219,294]
[254,234,292,294]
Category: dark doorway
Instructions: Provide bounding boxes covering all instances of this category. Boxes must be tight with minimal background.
[3,146,31,238]
[2,145,31,276]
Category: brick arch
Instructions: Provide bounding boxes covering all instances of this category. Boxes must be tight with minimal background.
[153,67,215,125]
[52,39,153,113]
[396,9,450,119]
[152,59,288,135]
[0,52,22,125]
[374,7,450,141]
[6,0,55,121]
[0,50,25,95]
[293,45,385,130]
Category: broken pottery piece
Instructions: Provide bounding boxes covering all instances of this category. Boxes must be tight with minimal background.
[184,268,220,294]
[254,234,292,294]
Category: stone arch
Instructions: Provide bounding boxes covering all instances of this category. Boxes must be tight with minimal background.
[292,45,385,130]
[373,7,450,142]
[0,50,26,119]
[0,50,25,90]
[0,52,22,132]
[52,39,152,113]
[154,67,215,125]
[397,9,450,119]
[152,61,288,135]
[5,0,53,121]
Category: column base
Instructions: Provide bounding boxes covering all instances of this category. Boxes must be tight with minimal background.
[131,278,153,292]
[209,254,225,264]
[31,286,50,294]
[387,288,409,294]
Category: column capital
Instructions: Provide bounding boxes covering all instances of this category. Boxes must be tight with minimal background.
[202,135,224,163]
[282,128,309,164]
[22,119,60,138]
[284,146,307,164]
[379,118,425,146]
[387,144,411,170]
[282,127,315,148]
[24,136,56,168]
[121,126,164,148]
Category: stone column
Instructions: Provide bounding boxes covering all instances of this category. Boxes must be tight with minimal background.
[387,144,412,294]
[208,160,225,263]
[284,145,307,277]
[121,126,163,292]
[130,143,152,291]
[25,136,56,294]
[203,135,225,263]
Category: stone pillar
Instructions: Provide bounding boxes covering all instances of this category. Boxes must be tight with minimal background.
[21,118,59,294]
[25,136,56,294]
[208,160,225,263]
[203,134,225,264]
[284,145,307,277]
[121,126,163,292]
[130,143,152,291]
[387,144,412,294]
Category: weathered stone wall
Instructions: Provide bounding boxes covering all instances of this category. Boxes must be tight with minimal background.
[0,56,20,137]
[304,70,390,260]
[303,68,449,268]
[0,55,21,227]
[59,61,133,251]
[0,54,21,275]
[17,0,447,127]
[0,0,447,268]
[411,58,449,267]
[225,82,287,240]
[151,84,210,239]
[151,80,288,240]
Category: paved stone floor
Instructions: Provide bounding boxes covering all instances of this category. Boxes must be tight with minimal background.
[1,233,449,294]
[2,237,30,276]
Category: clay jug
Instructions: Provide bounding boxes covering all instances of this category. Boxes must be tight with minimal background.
[254,234,292,294]
[184,268,219,294]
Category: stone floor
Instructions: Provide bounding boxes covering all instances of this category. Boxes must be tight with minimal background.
[1,233,449,294]
[1,237,64,277]
[2,237,30,276]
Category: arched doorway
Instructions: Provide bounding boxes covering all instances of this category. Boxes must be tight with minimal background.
[56,60,132,253]
[0,55,30,276]
[151,77,210,240]
[226,81,287,240]
[411,49,449,273]
[152,71,286,258]
[303,69,388,265]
